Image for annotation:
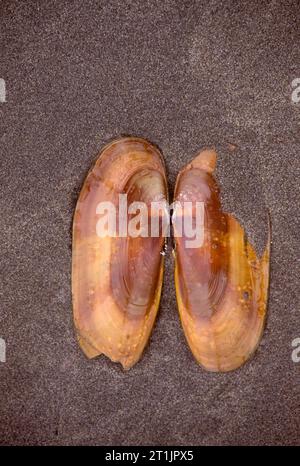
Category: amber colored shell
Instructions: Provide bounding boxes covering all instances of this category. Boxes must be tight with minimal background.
[173,149,270,372]
[72,137,167,369]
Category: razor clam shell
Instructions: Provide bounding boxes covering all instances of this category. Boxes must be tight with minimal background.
[72,137,168,369]
[174,149,270,372]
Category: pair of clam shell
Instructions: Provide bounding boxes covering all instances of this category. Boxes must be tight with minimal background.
[72,137,270,372]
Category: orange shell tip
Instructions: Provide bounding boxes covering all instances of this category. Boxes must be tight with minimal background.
[77,335,101,359]
[190,148,217,173]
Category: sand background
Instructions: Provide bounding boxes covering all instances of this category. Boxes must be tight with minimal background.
[0,0,299,445]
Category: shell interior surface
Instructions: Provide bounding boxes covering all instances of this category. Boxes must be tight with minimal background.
[72,137,168,369]
[173,149,270,372]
